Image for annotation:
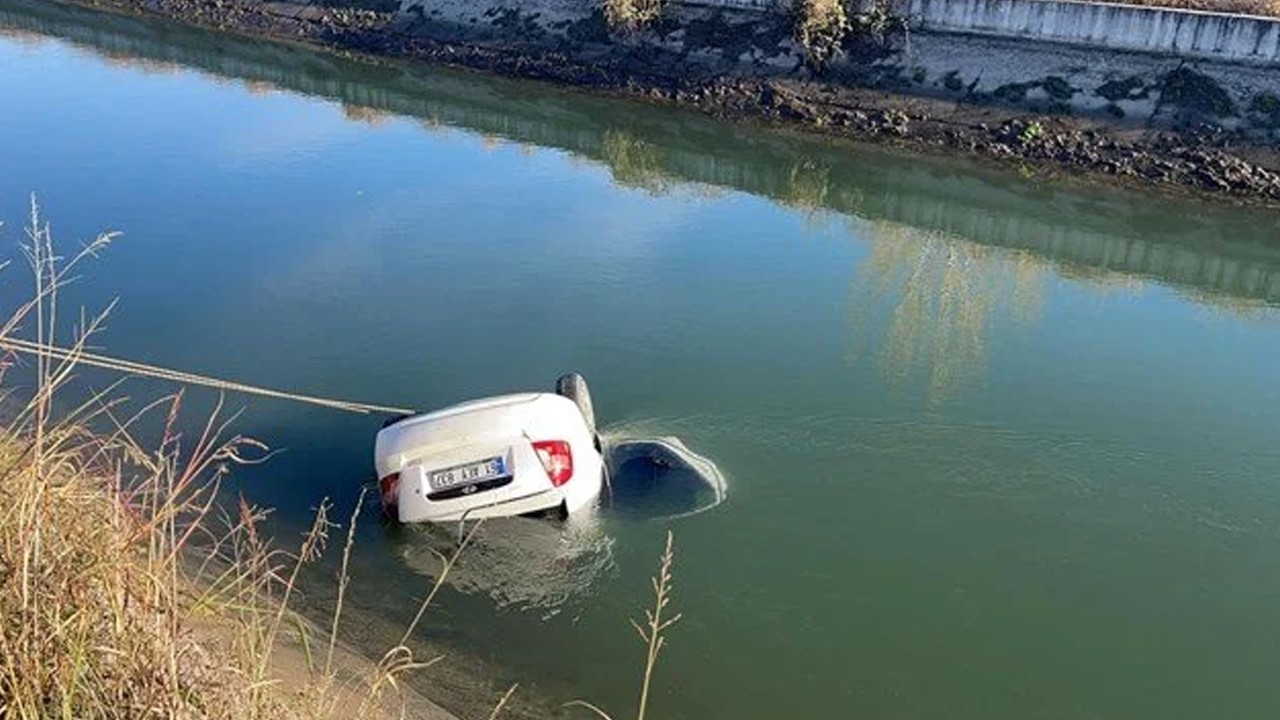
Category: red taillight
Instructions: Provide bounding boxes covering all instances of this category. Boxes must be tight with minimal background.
[379,472,400,513]
[532,440,574,487]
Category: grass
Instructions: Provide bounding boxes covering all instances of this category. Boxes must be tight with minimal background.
[0,199,466,719]
[0,197,687,719]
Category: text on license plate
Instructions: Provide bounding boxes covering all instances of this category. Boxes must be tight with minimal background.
[428,456,506,490]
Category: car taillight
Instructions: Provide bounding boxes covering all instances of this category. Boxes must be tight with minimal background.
[532,440,573,487]
[379,472,400,513]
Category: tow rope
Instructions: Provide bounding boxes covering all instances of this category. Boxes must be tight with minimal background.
[0,337,415,415]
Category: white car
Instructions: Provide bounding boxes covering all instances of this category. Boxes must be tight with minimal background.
[375,374,604,524]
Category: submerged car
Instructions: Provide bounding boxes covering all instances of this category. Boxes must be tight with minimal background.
[375,373,604,524]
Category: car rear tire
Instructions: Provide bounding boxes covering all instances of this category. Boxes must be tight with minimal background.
[555,372,596,435]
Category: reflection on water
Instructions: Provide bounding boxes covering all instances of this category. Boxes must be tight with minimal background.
[100,49,180,74]
[387,434,726,616]
[244,79,279,95]
[849,221,1049,403]
[779,158,833,215]
[1182,289,1275,318]
[599,130,673,196]
[0,22,42,46]
[388,513,615,617]
[4,0,1277,318]
[341,102,392,125]
[595,129,726,200]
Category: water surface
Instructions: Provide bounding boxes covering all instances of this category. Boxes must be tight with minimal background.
[2,3,1280,717]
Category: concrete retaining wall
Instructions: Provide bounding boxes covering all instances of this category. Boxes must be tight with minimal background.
[890,0,1280,65]
[676,0,1280,66]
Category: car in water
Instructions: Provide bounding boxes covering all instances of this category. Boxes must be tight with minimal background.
[375,373,604,524]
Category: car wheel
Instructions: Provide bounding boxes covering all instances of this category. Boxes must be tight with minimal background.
[555,372,596,435]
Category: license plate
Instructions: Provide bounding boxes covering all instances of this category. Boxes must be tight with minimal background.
[428,456,506,491]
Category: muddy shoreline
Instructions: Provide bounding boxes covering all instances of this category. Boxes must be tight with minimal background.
[37,0,1280,204]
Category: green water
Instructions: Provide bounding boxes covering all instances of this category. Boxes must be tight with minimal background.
[3,2,1280,717]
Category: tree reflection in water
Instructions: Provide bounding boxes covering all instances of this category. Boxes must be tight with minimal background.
[342,103,392,125]
[848,221,1048,404]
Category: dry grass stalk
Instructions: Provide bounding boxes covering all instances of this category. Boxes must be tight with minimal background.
[566,530,680,720]
[487,683,520,720]
[326,485,367,677]
[0,198,457,720]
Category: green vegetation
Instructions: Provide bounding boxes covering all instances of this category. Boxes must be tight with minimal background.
[1019,120,1045,145]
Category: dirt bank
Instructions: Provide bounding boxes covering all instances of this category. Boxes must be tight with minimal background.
[40,0,1280,204]
[187,606,460,720]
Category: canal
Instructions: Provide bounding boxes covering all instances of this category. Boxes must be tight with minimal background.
[2,2,1280,717]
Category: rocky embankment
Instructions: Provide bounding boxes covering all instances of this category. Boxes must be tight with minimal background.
[58,0,1280,203]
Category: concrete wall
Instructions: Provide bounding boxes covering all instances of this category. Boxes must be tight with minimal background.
[888,0,1280,65]
[677,0,1280,66]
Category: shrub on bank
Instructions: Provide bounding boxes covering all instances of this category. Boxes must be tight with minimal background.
[791,0,904,71]
[602,0,668,32]
[792,0,850,69]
